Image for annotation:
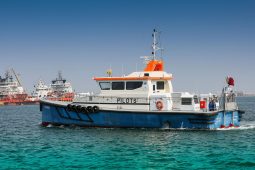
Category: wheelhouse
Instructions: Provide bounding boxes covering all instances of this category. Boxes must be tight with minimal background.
[93,71,173,96]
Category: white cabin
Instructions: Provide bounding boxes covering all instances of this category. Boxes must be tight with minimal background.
[73,30,211,112]
[74,68,201,112]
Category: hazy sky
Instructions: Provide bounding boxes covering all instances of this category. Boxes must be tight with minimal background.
[0,0,254,94]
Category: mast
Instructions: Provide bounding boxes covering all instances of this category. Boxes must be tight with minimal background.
[143,29,164,71]
[151,29,162,60]
[58,71,63,80]
[11,68,22,87]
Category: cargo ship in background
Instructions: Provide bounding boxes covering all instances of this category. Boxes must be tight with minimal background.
[45,71,74,102]
[0,69,37,105]
[31,71,74,103]
[0,70,75,106]
[30,80,51,103]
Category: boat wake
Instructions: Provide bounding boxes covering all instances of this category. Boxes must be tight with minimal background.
[39,122,255,131]
[237,121,255,130]
[216,121,255,131]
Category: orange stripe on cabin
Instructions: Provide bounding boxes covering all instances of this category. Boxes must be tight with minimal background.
[93,76,172,81]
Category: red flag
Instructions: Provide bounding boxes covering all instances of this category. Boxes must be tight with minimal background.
[228,77,234,86]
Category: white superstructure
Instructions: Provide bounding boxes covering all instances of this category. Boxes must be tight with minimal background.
[31,80,50,99]
[0,69,25,96]
[50,71,73,95]
[73,29,204,112]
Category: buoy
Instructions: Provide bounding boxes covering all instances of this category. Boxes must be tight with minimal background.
[93,106,99,113]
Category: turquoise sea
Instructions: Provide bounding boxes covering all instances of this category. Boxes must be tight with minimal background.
[0,97,254,169]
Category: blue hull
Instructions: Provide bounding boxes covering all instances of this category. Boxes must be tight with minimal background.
[40,101,244,129]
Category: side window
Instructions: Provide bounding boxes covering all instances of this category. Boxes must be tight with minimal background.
[112,82,124,90]
[181,98,192,105]
[99,82,111,90]
[157,81,164,90]
[126,81,143,90]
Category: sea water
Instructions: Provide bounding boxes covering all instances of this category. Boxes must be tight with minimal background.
[0,97,254,169]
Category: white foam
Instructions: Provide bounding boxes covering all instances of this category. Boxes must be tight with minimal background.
[46,124,53,128]
[216,121,255,131]
[59,125,65,128]
[238,121,255,130]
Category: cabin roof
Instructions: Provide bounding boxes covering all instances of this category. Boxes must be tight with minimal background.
[93,71,173,81]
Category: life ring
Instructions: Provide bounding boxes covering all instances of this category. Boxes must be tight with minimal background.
[156,100,163,110]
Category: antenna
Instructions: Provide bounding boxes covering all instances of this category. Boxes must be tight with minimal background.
[152,29,163,60]
[140,56,151,64]
[140,29,165,70]
[58,71,63,80]
[121,64,123,76]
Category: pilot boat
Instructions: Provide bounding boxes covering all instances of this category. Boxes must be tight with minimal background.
[40,30,244,129]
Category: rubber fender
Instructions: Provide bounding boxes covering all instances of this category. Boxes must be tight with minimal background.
[66,104,72,111]
[81,106,87,113]
[71,105,76,112]
[93,106,99,113]
[87,106,93,113]
[76,105,82,113]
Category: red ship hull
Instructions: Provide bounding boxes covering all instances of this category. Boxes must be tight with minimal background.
[0,94,25,105]
[46,92,74,102]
